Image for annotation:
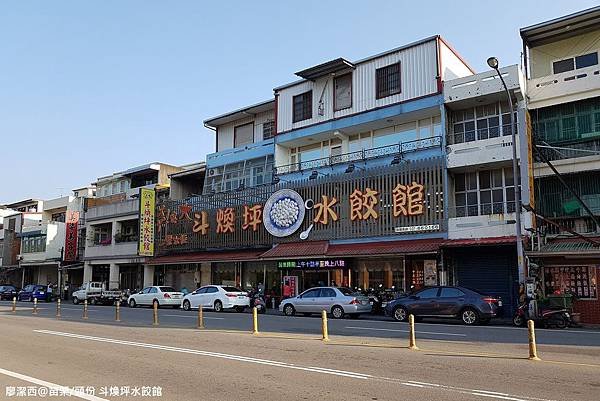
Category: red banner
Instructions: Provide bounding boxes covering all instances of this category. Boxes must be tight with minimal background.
[64,211,80,262]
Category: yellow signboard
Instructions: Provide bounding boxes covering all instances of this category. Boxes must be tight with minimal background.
[138,188,156,256]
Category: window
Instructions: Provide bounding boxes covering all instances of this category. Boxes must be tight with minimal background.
[159,287,177,292]
[334,73,352,111]
[8,218,16,231]
[119,181,126,193]
[576,52,599,69]
[454,168,521,217]
[301,289,320,298]
[262,120,275,140]
[451,102,516,144]
[21,235,46,253]
[206,287,218,293]
[149,287,158,294]
[544,266,597,299]
[293,91,312,123]
[51,212,66,223]
[376,62,401,99]
[417,288,439,299]
[196,287,208,294]
[234,122,254,148]
[320,288,337,297]
[553,52,598,74]
[440,288,465,298]
[553,58,575,74]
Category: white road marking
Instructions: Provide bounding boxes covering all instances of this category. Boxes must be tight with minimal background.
[0,367,109,401]
[345,326,467,337]
[34,329,558,401]
[163,314,225,320]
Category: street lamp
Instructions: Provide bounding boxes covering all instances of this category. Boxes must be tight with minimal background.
[487,57,525,285]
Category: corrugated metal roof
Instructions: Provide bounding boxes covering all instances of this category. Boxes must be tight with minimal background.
[327,238,443,256]
[442,236,516,247]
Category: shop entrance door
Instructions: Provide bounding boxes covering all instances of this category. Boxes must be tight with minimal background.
[303,271,329,290]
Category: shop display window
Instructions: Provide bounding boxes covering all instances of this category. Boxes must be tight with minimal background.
[544,266,597,299]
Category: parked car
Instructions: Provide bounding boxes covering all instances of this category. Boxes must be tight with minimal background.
[17,285,50,302]
[181,285,249,312]
[0,285,19,300]
[72,282,122,305]
[279,287,371,319]
[128,286,183,308]
[385,286,502,325]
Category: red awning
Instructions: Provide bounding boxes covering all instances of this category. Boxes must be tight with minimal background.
[442,236,516,247]
[148,249,266,265]
[327,238,444,257]
[260,241,329,259]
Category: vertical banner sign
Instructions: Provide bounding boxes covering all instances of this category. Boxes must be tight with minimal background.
[139,188,156,256]
[423,260,438,286]
[63,211,80,262]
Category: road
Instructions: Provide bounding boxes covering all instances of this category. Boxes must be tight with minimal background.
[1,312,599,401]
[2,300,600,347]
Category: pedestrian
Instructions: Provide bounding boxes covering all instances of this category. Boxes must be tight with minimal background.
[46,283,53,302]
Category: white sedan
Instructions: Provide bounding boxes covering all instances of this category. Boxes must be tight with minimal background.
[128,286,183,308]
[181,285,249,312]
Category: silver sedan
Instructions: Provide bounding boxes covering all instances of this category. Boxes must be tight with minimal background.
[279,287,371,319]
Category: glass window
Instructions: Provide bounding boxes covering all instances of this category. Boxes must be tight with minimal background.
[159,287,176,292]
[206,287,218,293]
[196,287,207,294]
[320,288,336,297]
[302,289,320,298]
[440,288,465,298]
[376,62,401,99]
[575,52,598,69]
[553,58,575,74]
[417,119,432,139]
[417,288,439,299]
[222,287,242,292]
[293,91,312,123]
[544,266,597,299]
[334,73,352,111]
[149,287,158,294]
[234,123,254,148]
[373,126,398,148]
[298,143,322,164]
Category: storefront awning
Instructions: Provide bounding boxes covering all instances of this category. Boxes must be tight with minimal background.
[442,236,516,247]
[260,241,329,259]
[260,238,444,259]
[327,238,444,257]
[527,238,600,258]
[148,249,267,265]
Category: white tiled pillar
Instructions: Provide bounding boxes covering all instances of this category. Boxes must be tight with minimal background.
[143,265,154,288]
[83,262,93,283]
[109,263,120,289]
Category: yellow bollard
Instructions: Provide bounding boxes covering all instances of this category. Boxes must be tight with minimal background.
[252,306,259,335]
[56,299,61,319]
[527,320,540,361]
[321,310,330,342]
[115,301,121,322]
[83,299,89,320]
[152,301,159,326]
[12,297,16,313]
[32,298,38,315]
[197,306,204,329]
[408,314,419,350]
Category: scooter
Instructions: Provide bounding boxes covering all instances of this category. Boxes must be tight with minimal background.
[513,301,570,329]
[248,289,266,314]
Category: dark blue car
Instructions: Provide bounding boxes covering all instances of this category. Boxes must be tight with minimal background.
[385,286,501,325]
[18,285,50,302]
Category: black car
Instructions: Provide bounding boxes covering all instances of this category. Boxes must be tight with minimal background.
[385,286,501,325]
[0,285,19,300]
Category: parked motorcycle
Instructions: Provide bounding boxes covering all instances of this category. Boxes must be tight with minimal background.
[513,301,570,329]
[248,289,266,314]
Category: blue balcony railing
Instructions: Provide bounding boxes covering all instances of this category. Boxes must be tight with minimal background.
[274,136,442,175]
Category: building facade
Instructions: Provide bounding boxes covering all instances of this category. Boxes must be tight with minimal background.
[148,35,531,315]
[522,6,600,323]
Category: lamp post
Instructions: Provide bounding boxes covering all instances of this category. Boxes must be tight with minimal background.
[487,57,525,284]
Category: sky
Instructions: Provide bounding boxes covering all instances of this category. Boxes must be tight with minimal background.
[1,0,598,204]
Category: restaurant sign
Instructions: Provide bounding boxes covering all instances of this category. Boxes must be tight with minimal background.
[278,259,347,270]
[155,157,445,255]
[138,188,156,256]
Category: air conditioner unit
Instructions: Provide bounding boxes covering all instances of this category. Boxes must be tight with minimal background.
[208,169,217,177]
[17,254,23,261]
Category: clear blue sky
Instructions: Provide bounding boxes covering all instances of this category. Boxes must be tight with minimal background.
[1,0,597,203]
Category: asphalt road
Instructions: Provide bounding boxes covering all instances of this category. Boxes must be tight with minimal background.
[2,300,600,348]
[1,313,599,401]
